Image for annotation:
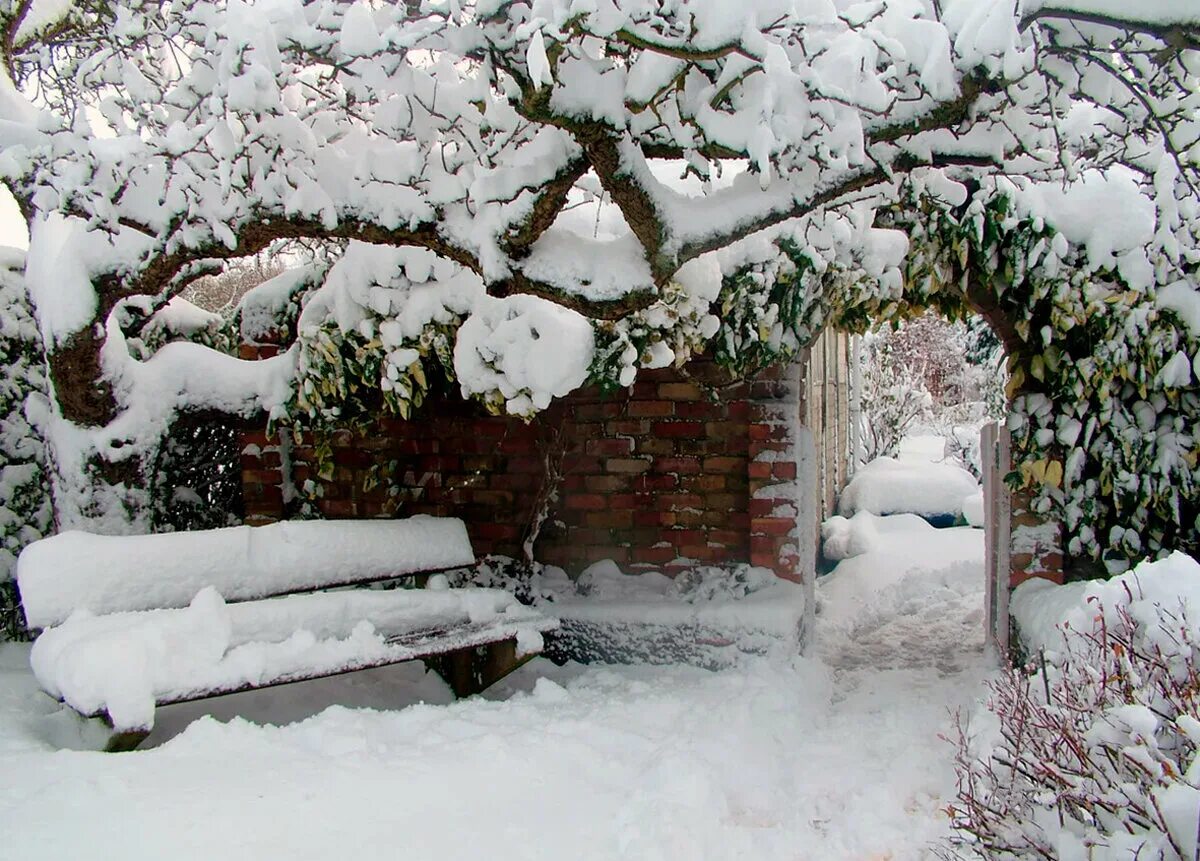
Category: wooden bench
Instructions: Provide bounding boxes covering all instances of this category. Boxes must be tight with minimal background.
[15,517,557,751]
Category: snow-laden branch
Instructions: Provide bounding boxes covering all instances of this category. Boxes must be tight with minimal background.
[0,0,1195,429]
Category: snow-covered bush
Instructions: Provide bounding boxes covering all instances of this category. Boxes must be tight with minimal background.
[0,250,51,639]
[947,558,1200,859]
[858,328,934,463]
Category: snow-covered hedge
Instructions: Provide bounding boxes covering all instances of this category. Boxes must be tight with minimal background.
[950,553,1200,859]
[0,249,51,639]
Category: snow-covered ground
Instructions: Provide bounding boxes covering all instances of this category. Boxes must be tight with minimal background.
[0,448,990,860]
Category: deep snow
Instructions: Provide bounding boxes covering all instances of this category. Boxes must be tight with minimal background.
[0,508,989,861]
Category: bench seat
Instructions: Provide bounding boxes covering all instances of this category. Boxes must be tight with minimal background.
[15,517,558,750]
[32,585,557,734]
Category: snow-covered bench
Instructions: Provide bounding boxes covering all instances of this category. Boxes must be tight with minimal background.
[16,517,557,751]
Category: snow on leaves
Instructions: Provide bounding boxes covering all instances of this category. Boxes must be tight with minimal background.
[0,0,1195,560]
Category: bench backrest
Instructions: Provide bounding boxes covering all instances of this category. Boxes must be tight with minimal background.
[17,517,475,629]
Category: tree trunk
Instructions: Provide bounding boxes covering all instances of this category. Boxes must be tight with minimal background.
[42,323,155,533]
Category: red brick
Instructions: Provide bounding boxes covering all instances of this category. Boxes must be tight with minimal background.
[682,475,727,492]
[708,529,746,546]
[726,401,751,420]
[586,437,634,457]
[633,474,678,492]
[702,456,743,474]
[749,441,790,458]
[498,436,537,455]
[468,490,514,507]
[635,438,674,456]
[244,468,281,486]
[472,522,523,541]
[770,462,797,480]
[706,492,742,510]
[587,510,634,529]
[652,421,702,438]
[566,494,607,510]
[673,509,706,527]
[584,546,630,564]
[506,456,543,474]
[240,453,263,470]
[572,402,622,421]
[627,401,674,418]
[749,461,772,479]
[706,421,742,441]
[605,419,650,435]
[752,517,795,536]
[490,473,537,491]
[660,492,703,509]
[606,458,651,474]
[674,401,724,419]
[244,484,282,506]
[241,430,273,447]
[631,545,678,565]
[585,475,628,493]
[658,382,703,401]
[750,535,783,562]
[651,456,701,474]
[748,498,778,517]
[322,500,357,517]
[562,455,603,475]
[749,423,789,441]
[634,510,671,527]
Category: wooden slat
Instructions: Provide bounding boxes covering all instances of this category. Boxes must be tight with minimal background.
[82,614,558,722]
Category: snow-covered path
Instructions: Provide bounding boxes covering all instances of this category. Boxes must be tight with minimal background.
[0,523,990,861]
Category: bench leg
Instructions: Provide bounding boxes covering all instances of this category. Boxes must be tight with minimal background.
[428,638,533,698]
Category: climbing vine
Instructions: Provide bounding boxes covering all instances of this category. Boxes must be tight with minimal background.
[883,190,1199,572]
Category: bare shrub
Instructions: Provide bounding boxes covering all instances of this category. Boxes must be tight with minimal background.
[944,590,1200,860]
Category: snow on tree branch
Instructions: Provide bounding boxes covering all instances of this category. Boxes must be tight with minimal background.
[0,0,1196,536]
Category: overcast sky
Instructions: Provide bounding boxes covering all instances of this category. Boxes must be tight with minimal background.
[0,187,28,249]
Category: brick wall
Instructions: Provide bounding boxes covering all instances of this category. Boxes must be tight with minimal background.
[1009,488,1065,588]
[241,343,808,580]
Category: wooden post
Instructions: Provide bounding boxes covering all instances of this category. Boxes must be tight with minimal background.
[982,422,1012,656]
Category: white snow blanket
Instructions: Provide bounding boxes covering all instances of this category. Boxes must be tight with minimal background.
[1010,551,1200,656]
[816,514,984,642]
[838,457,980,518]
[17,517,475,628]
[540,562,807,667]
[31,585,554,732]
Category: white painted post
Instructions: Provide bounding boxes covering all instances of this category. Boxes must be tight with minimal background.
[982,422,1012,655]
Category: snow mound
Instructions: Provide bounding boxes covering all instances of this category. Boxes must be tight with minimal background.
[535,561,807,668]
[1011,551,1200,657]
[817,515,983,637]
[822,510,936,561]
[838,457,980,518]
[17,517,475,629]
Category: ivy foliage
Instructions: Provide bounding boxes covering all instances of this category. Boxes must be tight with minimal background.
[887,191,1200,572]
